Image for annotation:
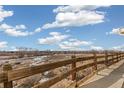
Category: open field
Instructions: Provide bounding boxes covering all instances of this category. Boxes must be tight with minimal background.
[0,51,124,88]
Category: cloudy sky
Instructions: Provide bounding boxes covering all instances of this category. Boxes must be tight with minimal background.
[0,5,124,51]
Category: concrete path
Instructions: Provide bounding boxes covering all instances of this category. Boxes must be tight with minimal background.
[80,60,124,88]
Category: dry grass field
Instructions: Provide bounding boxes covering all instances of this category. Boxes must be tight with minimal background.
[0,52,121,88]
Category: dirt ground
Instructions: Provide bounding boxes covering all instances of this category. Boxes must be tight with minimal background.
[0,53,107,88]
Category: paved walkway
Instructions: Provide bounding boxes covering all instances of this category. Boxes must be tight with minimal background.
[80,60,124,88]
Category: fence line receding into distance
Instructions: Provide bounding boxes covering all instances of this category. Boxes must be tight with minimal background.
[0,51,124,88]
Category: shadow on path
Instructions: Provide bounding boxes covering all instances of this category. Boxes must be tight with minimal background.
[80,61,124,88]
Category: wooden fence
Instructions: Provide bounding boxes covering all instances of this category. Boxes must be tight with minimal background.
[0,51,124,88]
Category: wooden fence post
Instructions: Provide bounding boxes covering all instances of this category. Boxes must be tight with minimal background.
[71,55,76,81]
[119,52,120,60]
[105,51,109,66]
[71,55,78,87]
[93,52,97,71]
[120,52,122,60]
[119,52,121,61]
[121,53,123,60]
[112,52,114,64]
[116,53,119,62]
[122,53,124,59]
[3,63,13,88]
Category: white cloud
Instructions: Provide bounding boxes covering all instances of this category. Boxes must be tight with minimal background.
[0,6,40,37]
[42,11,104,29]
[65,29,70,32]
[59,38,92,50]
[0,41,8,48]
[15,24,27,30]
[53,5,110,13]
[42,5,110,29]
[0,6,13,22]
[0,23,31,37]
[112,44,124,51]
[108,27,124,36]
[9,46,18,51]
[0,23,44,37]
[5,29,29,37]
[0,23,12,29]
[38,32,69,45]
[34,27,42,33]
[90,45,104,50]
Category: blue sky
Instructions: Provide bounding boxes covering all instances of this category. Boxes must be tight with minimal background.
[0,5,124,51]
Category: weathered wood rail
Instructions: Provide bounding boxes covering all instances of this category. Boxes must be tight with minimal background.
[0,51,124,88]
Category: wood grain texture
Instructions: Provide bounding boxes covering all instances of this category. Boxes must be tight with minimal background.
[7,56,94,81]
[33,62,96,88]
[0,72,7,83]
[0,52,123,88]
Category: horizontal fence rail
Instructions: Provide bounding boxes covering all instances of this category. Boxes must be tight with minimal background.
[0,73,7,83]
[0,51,124,88]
